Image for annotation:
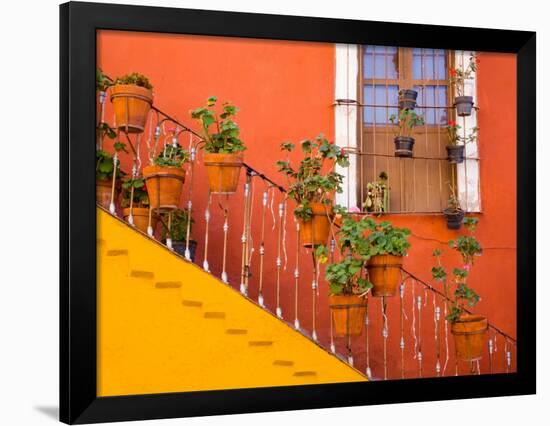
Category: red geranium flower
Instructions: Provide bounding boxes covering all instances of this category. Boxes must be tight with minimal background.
[340,148,346,156]
[449,68,457,76]
[448,120,457,126]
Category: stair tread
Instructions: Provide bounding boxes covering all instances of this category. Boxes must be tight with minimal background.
[182,300,203,307]
[273,360,294,366]
[204,312,226,319]
[293,371,317,377]
[107,249,128,256]
[155,281,182,289]
[129,270,155,279]
[226,329,248,335]
[248,340,273,347]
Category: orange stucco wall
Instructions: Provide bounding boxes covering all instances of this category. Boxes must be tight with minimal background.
[98,31,516,379]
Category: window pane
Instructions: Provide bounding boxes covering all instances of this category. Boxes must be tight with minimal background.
[363,85,398,125]
[363,45,398,79]
[413,48,446,80]
[414,85,447,125]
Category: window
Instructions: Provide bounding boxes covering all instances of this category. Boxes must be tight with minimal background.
[360,46,452,213]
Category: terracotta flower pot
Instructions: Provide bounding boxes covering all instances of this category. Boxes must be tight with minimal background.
[110,84,153,133]
[299,202,331,247]
[143,165,186,212]
[451,314,488,361]
[122,207,157,234]
[96,178,119,209]
[203,152,244,194]
[366,254,403,297]
[329,295,367,337]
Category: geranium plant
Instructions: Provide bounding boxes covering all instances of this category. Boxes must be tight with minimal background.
[446,121,478,146]
[190,97,246,154]
[114,72,153,90]
[121,177,149,208]
[154,143,190,167]
[431,217,483,322]
[276,134,349,221]
[448,54,479,97]
[161,209,194,242]
[389,109,425,138]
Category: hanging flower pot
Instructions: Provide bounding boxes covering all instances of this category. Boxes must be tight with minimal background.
[299,202,331,248]
[122,207,157,234]
[454,96,474,117]
[398,89,418,110]
[96,179,118,209]
[390,109,424,158]
[143,165,186,211]
[329,295,367,337]
[203,152,244,194]
[394,136,415,158]
[110,73,154,133]
[191,97,247,195]
[443,207,465,230]
[366,254,403,297]
[451,314,488,361]
[446,144,465,164]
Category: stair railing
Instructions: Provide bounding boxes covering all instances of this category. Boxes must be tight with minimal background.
[97,95,517,381]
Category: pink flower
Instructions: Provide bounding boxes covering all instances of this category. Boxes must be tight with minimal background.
[340,148,346,156]
[463,264,471,271]
[348,206,361,213]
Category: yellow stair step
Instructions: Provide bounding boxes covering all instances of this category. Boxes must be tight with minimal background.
[129,270,154,279]
[155,281,182,289]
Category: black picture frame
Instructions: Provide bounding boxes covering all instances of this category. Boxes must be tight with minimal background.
[60,1,536,423]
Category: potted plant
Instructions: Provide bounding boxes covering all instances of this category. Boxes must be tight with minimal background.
[276,135,349,247]
[449,54,479,117]
[161,209,197,262]
[446,121,478,164]
[363,171,389,213]
[110,72,154,133]
[431,217,486,361]
[446,120,465,164]
[389,109,425,158]
[360,218,411,297]
[191,97,246,194]
[121,177,158,233]
[398,88,418,110]
[143,142,189,211]
[443,183,465,230]
[96,136,127,209]
[326,257,372,337]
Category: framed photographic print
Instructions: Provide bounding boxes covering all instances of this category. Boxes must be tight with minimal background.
[60,1,536,424]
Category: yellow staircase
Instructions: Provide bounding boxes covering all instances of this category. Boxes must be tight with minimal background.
[97,208,367,396]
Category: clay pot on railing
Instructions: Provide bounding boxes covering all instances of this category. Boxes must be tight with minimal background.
[366,254,403,297]
[203,152,244,194]
[329,295,367,337]
[143,165,186,211]
[443,207,465,230]
[299,202,331,248]
[394,136,415,158]
[96,179,119,209]
[398,89,418,110]
[454,96,474,117]
[110,84,153,133]
[123,207,157,234]
[451,314,488,361]
[446,145,465,164]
